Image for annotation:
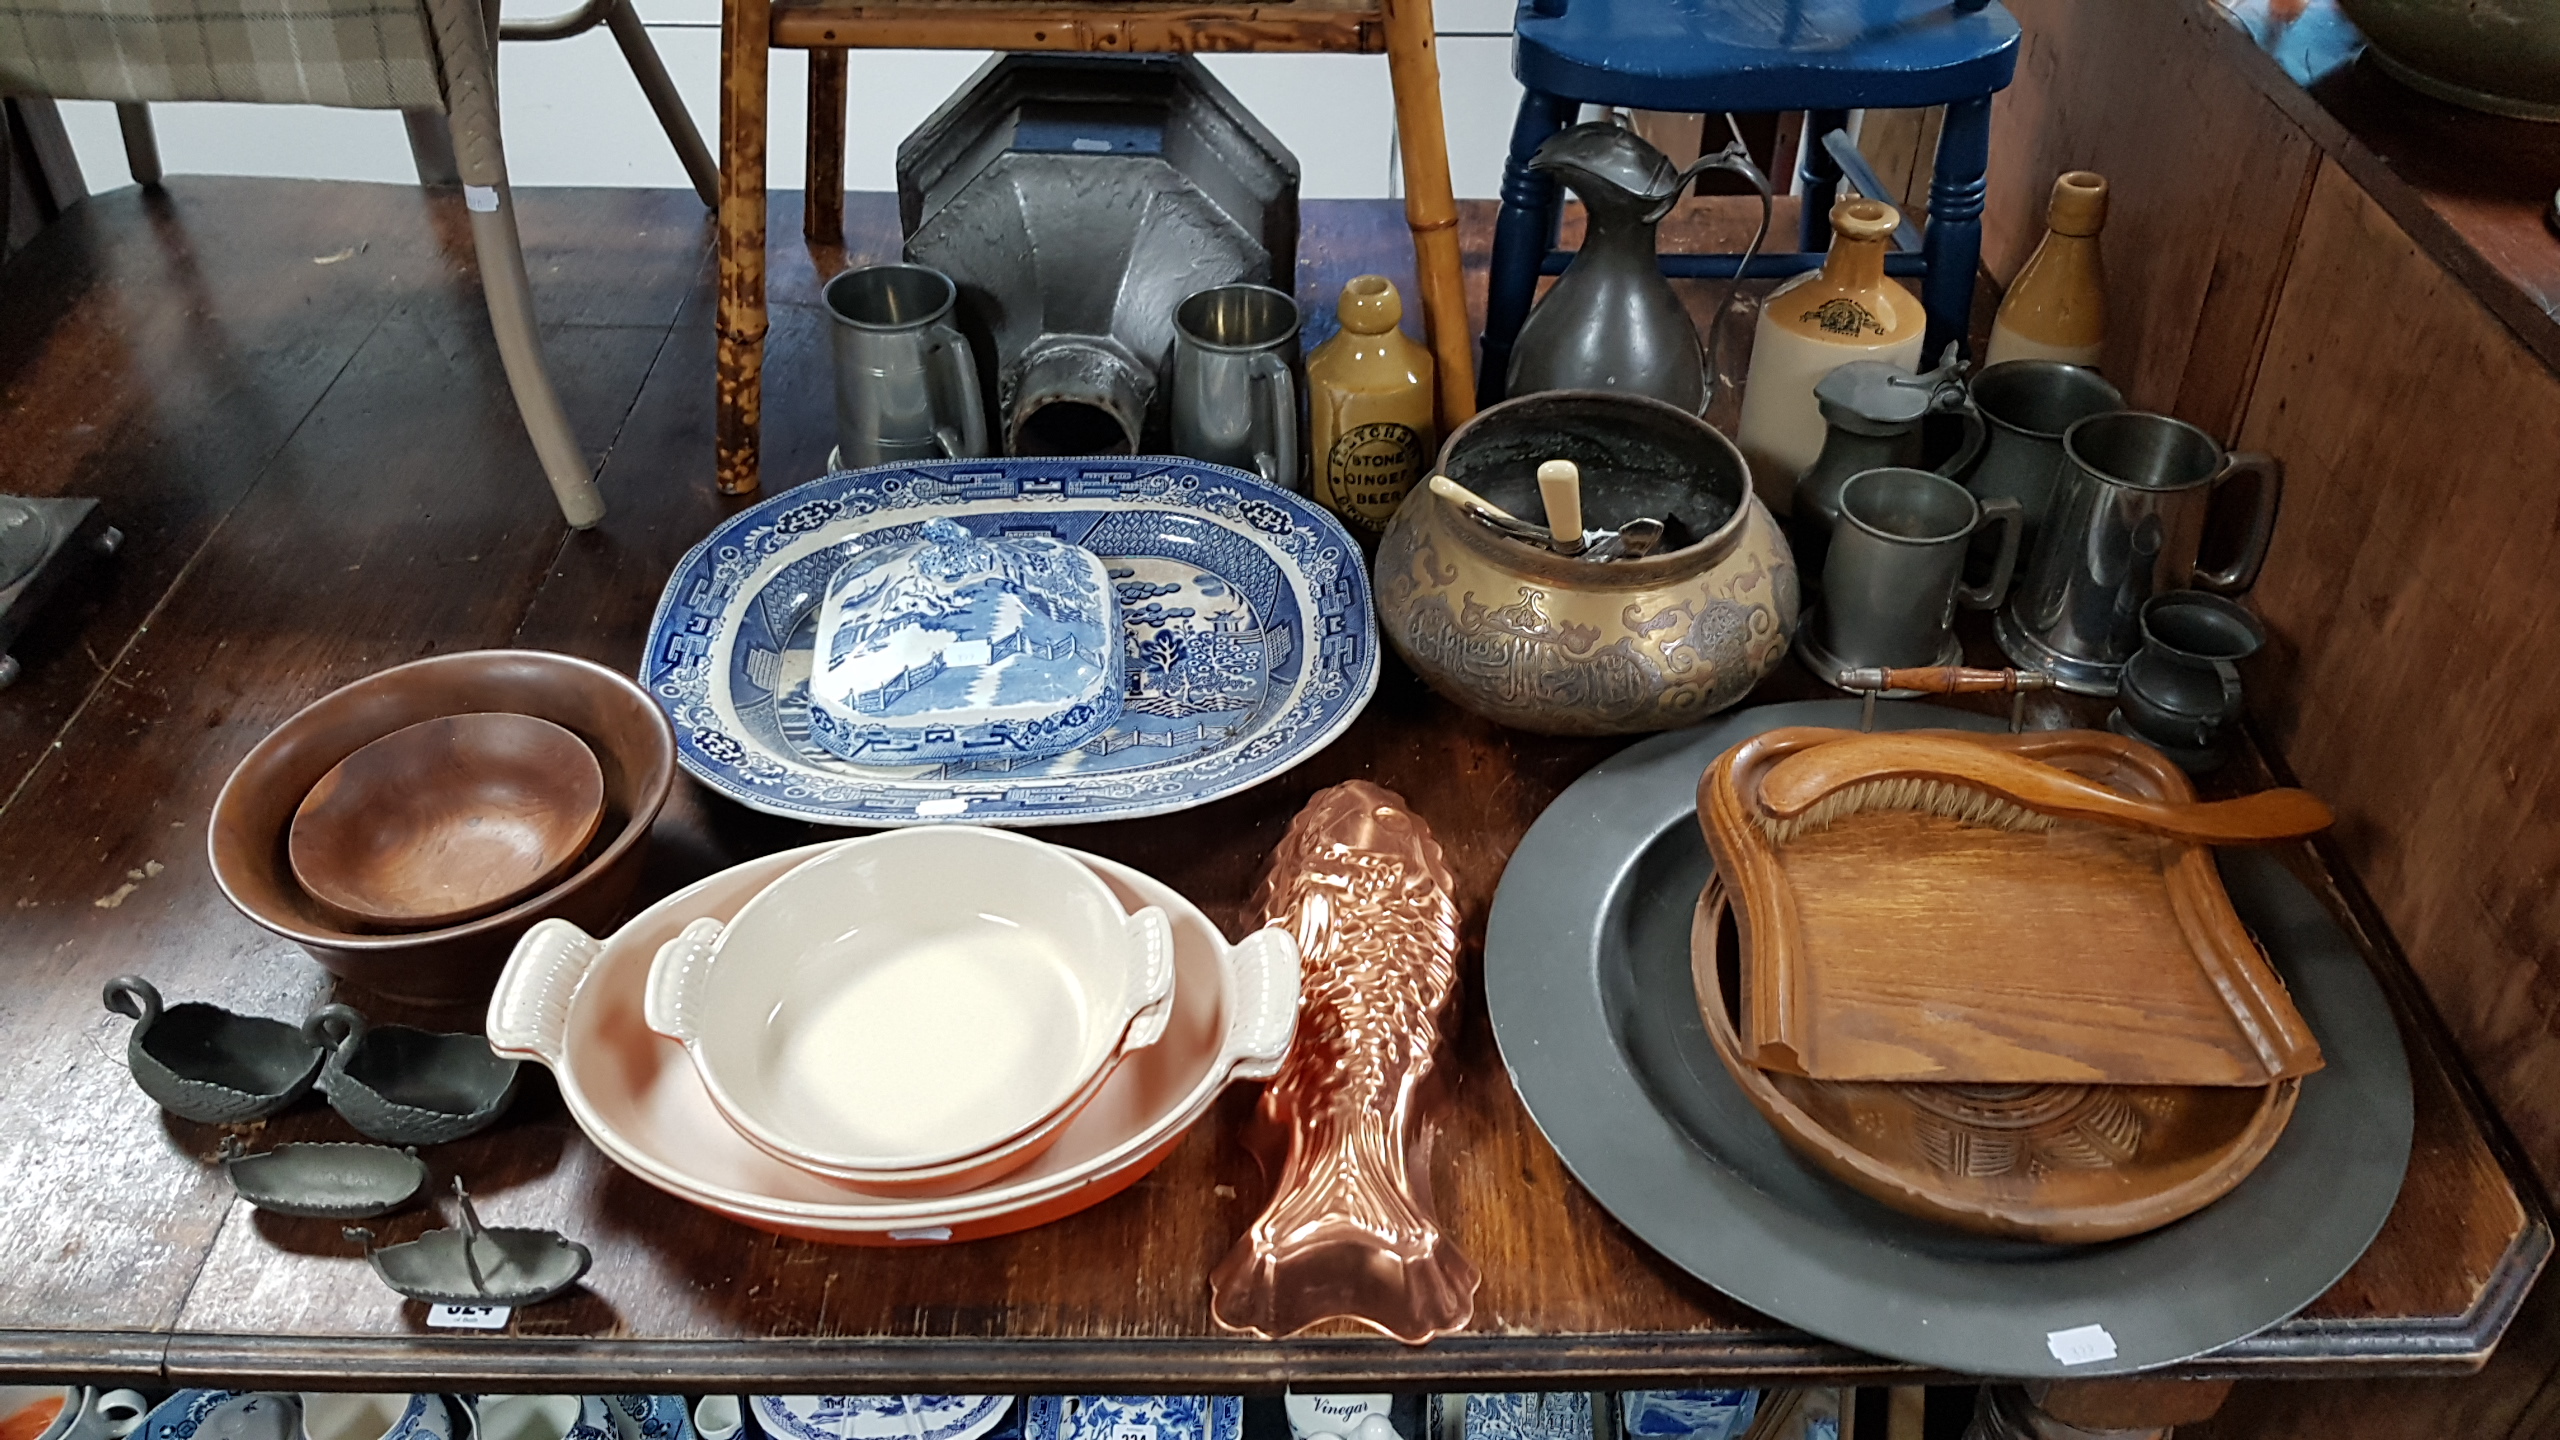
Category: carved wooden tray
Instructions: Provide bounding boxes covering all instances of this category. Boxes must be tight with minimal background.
[1697,727,2328,1087]
[1692,877,2301,1243]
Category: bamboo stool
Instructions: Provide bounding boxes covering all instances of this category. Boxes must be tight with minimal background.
[714,0,1476,493]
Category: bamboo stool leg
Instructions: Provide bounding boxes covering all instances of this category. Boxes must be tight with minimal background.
[715,0,772,494]
[805,50,847,246]
[1381,0,1475,431]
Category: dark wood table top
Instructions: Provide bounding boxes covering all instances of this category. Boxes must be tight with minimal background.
[0,178,2541,1393]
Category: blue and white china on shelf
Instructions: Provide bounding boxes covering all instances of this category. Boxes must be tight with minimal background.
[3,1390,149,1440]
[185,1399,296,1440]
[619,1400,690,1440]
[1618,1394,1758,1440]
[138,1395,239,1440]
[807,518,1123,764]
[1020,1398,1243,1440]
[298,1397,452,1440]
[468,1398,639,1440]
[687,1403,739,1440]
[644,459,1377,827]
[748,1398,1012,1440]
[1457,1396,1589,1440]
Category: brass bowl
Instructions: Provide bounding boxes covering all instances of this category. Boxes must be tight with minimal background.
[211,650,674,1008]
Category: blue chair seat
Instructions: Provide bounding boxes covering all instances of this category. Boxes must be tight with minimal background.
[1480,0,2022,409]
[1515,0,2020,114]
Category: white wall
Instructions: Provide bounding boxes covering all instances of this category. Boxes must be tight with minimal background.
[52,0,1524,198]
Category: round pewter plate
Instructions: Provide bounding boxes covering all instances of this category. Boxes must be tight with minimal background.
[1485,699,2413,1378]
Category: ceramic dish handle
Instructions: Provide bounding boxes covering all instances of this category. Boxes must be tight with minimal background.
[644,917,726,1045]
[1222,925,1303,1081]
[487,918,606,1065]
[1118,906,1179,1050]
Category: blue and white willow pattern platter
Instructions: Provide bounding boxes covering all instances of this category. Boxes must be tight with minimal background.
[645,460,1378,826]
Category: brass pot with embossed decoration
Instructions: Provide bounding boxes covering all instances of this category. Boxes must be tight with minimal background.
[1374,390,1798,735]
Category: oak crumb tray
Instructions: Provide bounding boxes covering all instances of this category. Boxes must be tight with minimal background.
[1698,726,2326,1087]
[1692,877,2301,1243]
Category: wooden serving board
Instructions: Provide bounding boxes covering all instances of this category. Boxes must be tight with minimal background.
[1696,727,2325,1087]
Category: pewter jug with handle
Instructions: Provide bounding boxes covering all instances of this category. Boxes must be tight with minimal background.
[1504,120,1771,414]
[1171,283,1303,490]
[1996,411,2282,694]
[1803,468,2021,683]
[2112,589,2265,773]
[823,264,989,468]
[1795,349,1986,554]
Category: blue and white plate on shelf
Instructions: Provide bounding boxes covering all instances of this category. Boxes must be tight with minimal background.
[136,1394,239,1440]
[1019,1398,1241,1440]
[748,1398,1012,1440]
[643,459,1378,826]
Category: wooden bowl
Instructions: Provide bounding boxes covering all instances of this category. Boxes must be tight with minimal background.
[210,650,674,1008]
[1691,878,2300,1244]
[289,713,606,929]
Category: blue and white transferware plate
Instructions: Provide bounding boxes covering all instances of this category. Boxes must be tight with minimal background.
[606,1400,690,1440]
[1459,1396,1587,1440]
[748,1398,1011,1440]
[645,459,1377,825]
[138,1394,240,1440]
[1020,1398,1242,1440]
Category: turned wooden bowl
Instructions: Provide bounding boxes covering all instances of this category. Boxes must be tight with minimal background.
[1691,878,2300,1244]
[289,712,606,930]
[210,650,674,1008]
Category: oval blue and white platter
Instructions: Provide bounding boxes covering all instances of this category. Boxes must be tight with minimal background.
[644,459,1378,826]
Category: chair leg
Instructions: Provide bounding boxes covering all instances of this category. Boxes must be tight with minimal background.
[115,103,161,187]
[606,0,720,209]
[1920,93,1991,359]
[1479,87,1574,409]
[430,0,604,525]
[403,110,463,185]
[472,197,606,527]
[1799,106,1850,251]
[1380,0,1474,429]
[804,49,845,246]
[715,0,772,494]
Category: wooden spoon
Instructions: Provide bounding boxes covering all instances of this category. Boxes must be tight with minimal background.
[289,712,605,930]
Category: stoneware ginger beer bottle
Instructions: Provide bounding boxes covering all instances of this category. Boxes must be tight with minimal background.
[1735,197,1926,514]
[1307,274,1436,540]
[1986,170,2108,368]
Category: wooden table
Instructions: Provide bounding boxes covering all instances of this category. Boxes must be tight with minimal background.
[0,179,2541,1408]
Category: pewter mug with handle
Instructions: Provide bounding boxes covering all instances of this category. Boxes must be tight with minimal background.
[1996,410,2283,695]
[1805,468,2022,680]
[1172,284,1303,490]
[823,263,989,467]
[1962,360,2125,542]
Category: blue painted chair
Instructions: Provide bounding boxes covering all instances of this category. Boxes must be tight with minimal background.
[1479,0,2022,407]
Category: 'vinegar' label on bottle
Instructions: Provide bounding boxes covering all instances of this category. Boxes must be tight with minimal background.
[1318,422,1429,534]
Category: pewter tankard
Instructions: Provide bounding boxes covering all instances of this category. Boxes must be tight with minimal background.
[822,264,989,467]
[1171,283,1303,490]
[1995,411,2282,694]
[1802,468,2022,683]
[1962,360,2124,541]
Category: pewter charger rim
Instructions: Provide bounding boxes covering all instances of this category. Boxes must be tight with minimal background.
[1483,697,2413,1378]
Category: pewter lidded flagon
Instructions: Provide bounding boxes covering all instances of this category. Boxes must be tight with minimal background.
[1503,121,1769,414]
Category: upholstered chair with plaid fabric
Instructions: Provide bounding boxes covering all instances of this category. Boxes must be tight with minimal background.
[0,0,614,525]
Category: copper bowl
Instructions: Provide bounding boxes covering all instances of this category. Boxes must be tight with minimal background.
[211,650,675,1008]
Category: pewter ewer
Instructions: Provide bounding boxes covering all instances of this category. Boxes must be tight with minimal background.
[897,54,1298,456]
[1373,390,1798,736]
[1997,411,2282,695]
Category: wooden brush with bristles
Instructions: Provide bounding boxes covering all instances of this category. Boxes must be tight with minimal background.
[1746,731,2333,847]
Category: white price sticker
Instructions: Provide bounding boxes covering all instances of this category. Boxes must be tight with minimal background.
[426,1303,513,1330]
[2045,1323,2118,1366]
